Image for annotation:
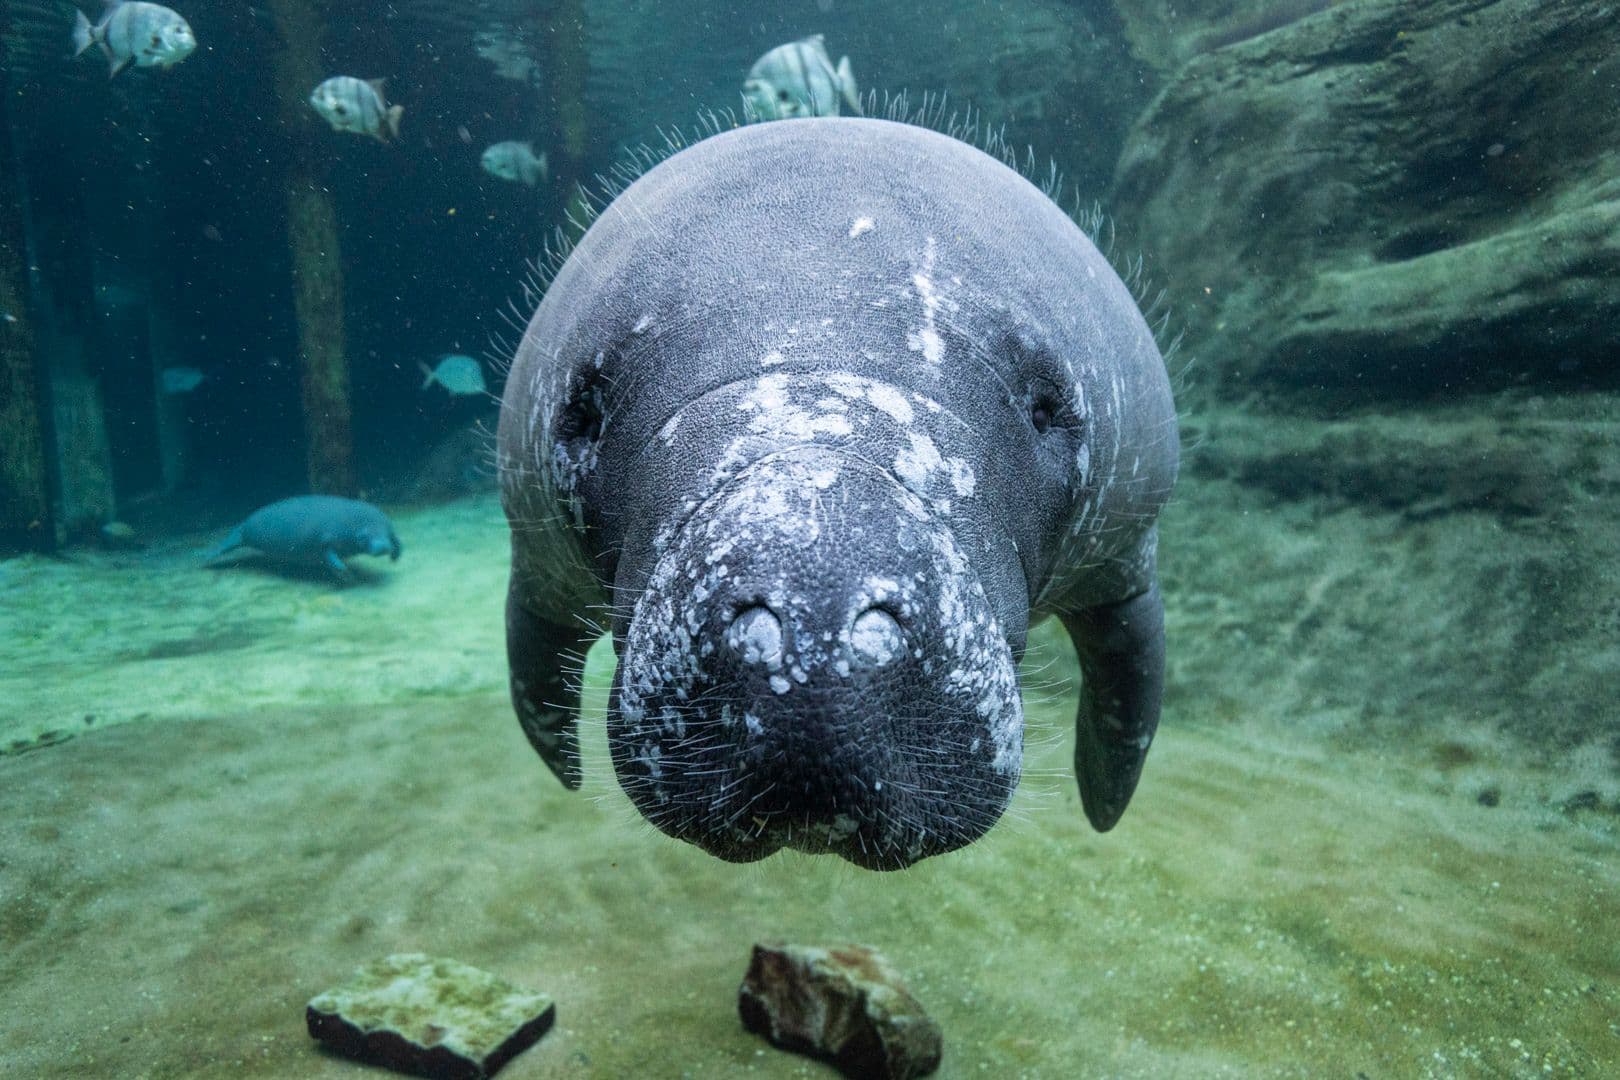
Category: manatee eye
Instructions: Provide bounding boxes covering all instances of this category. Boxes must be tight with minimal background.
[778,90,791,101]
[333,103,347,116]
[151,34,162,46]
[555,364,607,465]
[1030,395,1056,434]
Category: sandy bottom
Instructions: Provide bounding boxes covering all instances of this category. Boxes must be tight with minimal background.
[3,485,1616,1078]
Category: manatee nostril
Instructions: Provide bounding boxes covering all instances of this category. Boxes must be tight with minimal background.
[848,607,905,669]
[726,605,784,669]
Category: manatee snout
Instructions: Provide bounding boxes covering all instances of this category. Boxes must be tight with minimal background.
[367,530,403,561]
[607,452,1022,870]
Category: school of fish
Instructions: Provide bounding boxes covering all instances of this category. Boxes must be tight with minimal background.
[69,13,858,185]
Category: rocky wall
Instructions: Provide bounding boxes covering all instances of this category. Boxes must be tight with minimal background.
[1110,0,1620,405]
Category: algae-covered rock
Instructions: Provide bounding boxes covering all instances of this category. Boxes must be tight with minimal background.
[1111,0,1620,403]
[306,953,554,1079]
[739,942,941,1080]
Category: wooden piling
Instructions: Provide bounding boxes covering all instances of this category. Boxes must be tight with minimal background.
[536,0,591,211]
[268,0,357,497]
[0,84,53,554]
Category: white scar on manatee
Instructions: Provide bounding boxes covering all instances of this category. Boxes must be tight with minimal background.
[907,236,947,365]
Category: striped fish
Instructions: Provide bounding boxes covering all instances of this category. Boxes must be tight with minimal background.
[71,1,196,79]
[742,35,861,121]
[308,76,404,143]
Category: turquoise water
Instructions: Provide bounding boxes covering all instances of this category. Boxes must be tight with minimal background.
[3,2,1618,1077]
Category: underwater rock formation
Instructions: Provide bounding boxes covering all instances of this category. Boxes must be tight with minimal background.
[1188,408,1611,520]
[1111,0,1620,403]
[401,424,499,504]
[1114,0,1347,71]
[306,954,554,1079]
[739,943,941,1080]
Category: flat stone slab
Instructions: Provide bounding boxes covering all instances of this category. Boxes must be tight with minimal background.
[739,942,941,1079]
[306,953,554,1079]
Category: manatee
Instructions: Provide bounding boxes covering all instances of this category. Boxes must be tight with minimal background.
[204,495,402,577]
[497,117,1178,870]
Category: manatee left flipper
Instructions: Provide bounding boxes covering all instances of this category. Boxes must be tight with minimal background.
[1060,579,1167,832]
[199,526,244,564]
[506,580,598,789]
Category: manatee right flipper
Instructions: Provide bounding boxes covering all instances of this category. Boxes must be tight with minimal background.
[1061,579,1167,833]
[506,579,598,789]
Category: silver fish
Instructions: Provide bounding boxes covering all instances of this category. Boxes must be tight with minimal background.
[309,76,403,143]
[480,141,548,186]
[72,1,196,79]
[742,34,861,121]
[473,29,538,84]
[419,354,486,396]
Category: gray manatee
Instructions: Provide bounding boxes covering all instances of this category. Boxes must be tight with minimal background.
[498,117,1178,870]
[204,495,402,577]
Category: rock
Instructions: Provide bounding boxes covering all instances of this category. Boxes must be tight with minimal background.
[738,943,941,1080]
[1110,0,1620,404]
[406,424,498,503]
[1116,0,1347,73]
[1183,405,1613,520]
[306,954,554,1080]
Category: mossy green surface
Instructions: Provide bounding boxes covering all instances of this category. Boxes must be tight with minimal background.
[2,472,1616,1076]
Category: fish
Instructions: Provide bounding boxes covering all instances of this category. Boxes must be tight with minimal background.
[742,34,861,121]
[308,76,403,142]
[159,366,205,394]
[473,29,538,83]
[419,354,487,396]
[72,1,196,78]
[480,141,548,186]
[99,521,141,548]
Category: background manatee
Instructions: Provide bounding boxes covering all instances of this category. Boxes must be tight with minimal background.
[498,117,1178,870]
[204,495,402,578]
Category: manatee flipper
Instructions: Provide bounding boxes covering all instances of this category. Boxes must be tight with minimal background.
[199,526,245,563]
[506,580,597,789]
[1061,579,1167,832]
[322,549,350,577]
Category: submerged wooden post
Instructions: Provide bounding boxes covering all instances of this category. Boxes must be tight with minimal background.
[535,0,591,238]
[268,0,357,497]
[0,78,53,554]
[542,0,590,175]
